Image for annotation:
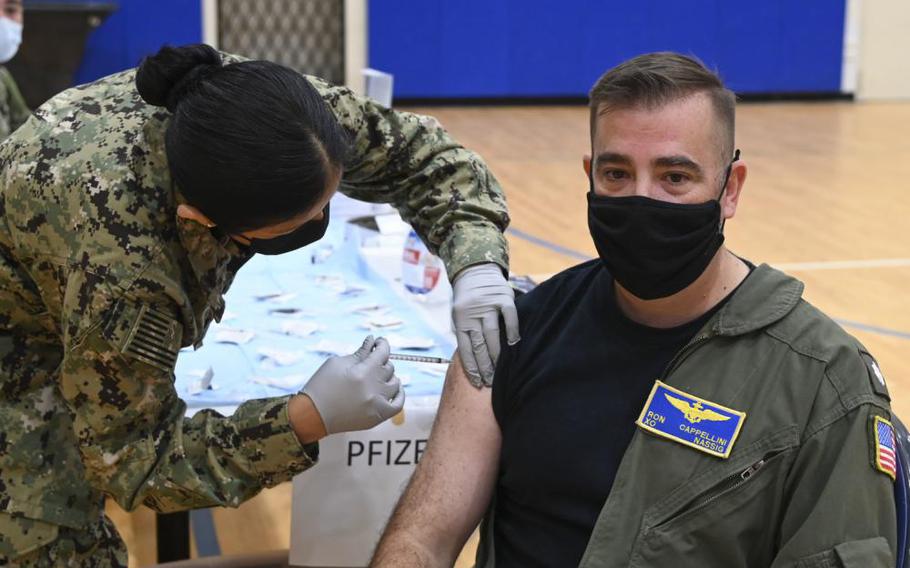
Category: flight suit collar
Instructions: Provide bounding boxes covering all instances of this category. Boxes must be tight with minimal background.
[710,263,805,338]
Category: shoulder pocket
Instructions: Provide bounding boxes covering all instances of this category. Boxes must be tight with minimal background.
[103,299,182,373]
[795,536,893,568]
[0,513,59,560]
[649,446,791,535]
[632,427,800,566]
[642,426,799,532]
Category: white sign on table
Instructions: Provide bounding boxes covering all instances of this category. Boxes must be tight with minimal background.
[290,395,440,567]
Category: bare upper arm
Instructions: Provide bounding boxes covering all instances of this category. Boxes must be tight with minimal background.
[373,352,501,566]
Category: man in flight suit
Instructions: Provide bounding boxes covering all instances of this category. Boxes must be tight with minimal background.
[371,52,897,567]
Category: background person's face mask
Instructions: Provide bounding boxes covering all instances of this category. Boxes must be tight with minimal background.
[0,18,22,64]
[242,203,331,255]
[587,150,740,300]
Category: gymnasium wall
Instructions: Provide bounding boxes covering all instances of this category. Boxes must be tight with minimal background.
[71,0,202,85]
[858,0,910,99]
[368,0,848,99]
[57,0,910,101]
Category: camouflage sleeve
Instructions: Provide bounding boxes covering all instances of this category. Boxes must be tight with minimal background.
[59,273,317,513]
[311,77,511,279]
[0,68,29,132]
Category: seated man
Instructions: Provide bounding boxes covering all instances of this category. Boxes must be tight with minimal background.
[371,52,897,567]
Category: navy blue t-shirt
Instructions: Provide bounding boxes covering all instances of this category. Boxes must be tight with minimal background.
[490,260,731,567]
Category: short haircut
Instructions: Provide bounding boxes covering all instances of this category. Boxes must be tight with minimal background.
[589,52,736,163]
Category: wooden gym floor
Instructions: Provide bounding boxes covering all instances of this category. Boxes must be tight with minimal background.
[109,100,910,566]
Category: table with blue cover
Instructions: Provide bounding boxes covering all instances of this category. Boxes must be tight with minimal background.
[160,220,453,561]
[175,222,452,408]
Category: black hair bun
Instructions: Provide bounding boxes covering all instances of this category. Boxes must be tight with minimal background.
[136,44,222,112]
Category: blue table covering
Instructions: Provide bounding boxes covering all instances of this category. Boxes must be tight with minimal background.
[174,221,453,408]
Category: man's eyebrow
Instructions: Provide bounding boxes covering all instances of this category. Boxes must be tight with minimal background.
[654,155,703,176]
[594,152,633,167]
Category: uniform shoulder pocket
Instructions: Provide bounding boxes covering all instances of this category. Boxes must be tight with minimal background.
[102,299,183,373]
[795,536,893,568]
[0,513,59,560]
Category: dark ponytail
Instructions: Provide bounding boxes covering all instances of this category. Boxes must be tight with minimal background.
[136,44,222,112]
[136,44,350,233]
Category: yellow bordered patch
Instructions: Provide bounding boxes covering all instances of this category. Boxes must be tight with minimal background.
[873,416,897,481]
[636,380,747,459]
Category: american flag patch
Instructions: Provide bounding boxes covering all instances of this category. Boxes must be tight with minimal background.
[874,416,897,481]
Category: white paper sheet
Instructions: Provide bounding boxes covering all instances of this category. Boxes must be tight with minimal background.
[308,340,360,357]
[349,303,390,315]
[362,314,404,330]
[258,348,307,367]
[251,374,309,391]
[186,367,215,395]
[214,328,256,345]
[386,333,435,350]
[278,321,323,338]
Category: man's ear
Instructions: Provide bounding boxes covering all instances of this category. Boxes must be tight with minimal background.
[176,204,215,228]
[583,155,592,179]
[721,160,748,221]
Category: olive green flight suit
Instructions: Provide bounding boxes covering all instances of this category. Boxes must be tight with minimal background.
[477,264,896,567]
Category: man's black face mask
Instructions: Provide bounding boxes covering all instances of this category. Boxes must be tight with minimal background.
[241,203,331,256]
[587,150,740,300]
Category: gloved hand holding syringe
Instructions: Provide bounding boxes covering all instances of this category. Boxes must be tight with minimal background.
[299,336,450,432]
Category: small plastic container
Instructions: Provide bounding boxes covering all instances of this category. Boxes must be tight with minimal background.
[402,230,444,295]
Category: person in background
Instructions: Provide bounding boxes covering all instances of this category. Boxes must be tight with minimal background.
[0,43,516,564]
[0,0,28,140]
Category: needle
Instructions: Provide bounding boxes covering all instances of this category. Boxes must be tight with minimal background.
[389,353,451,364]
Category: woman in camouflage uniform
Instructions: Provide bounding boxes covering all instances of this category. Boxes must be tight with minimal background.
[0,44,515,564]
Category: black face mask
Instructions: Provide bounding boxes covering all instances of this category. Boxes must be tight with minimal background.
[241,203,331,256]
[587,151,740,300]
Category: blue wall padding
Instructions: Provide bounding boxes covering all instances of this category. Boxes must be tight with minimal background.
[369,0,846,98]
[73,0,203,85]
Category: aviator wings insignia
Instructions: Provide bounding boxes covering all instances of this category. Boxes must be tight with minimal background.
[665,393,732,424]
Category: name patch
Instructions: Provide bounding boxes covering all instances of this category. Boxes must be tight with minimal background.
[636,380,746,459]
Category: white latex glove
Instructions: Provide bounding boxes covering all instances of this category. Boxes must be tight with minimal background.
[302,336,404,434]
[452,263,520,387]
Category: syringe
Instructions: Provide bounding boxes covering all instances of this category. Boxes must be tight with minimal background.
[389,353,451,364]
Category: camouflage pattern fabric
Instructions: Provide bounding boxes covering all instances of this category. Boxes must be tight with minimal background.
[0,511,127,567]
[217,52,511,278]
[0,53,509,559]
[308,76,510,278]
[0,66,29,141]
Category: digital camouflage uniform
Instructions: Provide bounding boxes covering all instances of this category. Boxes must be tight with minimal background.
[0,55,509,564]
[0,66,29,142]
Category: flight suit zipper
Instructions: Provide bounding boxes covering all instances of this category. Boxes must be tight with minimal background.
[689,457,768,512]
[661,331,713,380]
[650,453,778,532]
